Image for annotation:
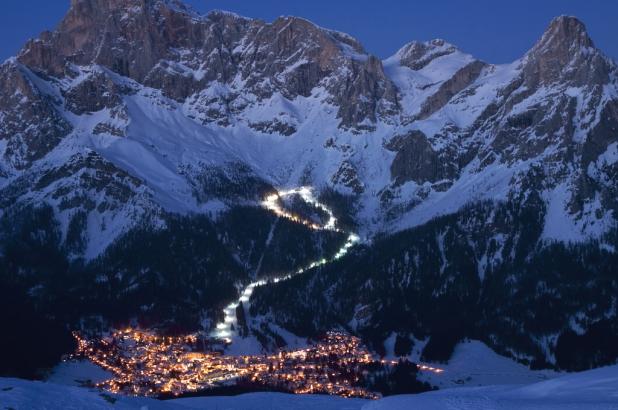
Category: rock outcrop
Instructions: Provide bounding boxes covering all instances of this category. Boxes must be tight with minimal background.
[0,62,72,169]
[17,0,398,131]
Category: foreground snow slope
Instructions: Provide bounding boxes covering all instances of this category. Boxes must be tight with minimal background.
[2,365,617,410]
[0,379,366,410]
[366,365,618,410]
[417,340,558,389]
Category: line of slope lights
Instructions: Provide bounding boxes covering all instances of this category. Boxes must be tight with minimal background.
[262,187,340,232]
[214,187,359,340]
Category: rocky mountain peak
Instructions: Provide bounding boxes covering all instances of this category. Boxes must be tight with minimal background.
[395,38,459,70]
[10,0,399,132]
[206,9,250,22]
[523,15,610,86]
[68,0,191,13]
[535,15,594,52]
[18,0,204,80]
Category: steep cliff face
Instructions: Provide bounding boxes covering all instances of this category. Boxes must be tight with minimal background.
[522,16,609,87]
[0,62,72,170]
[18,0,398,131]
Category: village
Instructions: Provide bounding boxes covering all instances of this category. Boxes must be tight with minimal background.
[74,329,443,399]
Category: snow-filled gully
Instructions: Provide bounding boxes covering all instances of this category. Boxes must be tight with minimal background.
[212,187,360,342]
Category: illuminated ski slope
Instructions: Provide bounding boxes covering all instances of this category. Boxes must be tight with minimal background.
[213,187,360,342]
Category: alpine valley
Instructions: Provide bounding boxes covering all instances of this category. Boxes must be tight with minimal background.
[1,0,617,392]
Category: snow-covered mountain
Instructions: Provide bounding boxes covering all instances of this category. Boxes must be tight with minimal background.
[3,0,616,254]
[1,0,617,373]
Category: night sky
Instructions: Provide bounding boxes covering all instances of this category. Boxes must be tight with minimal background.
[1,0,616,63]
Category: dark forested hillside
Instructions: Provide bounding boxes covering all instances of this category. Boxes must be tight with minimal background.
[251,201,618,370]
[0,204,346,376]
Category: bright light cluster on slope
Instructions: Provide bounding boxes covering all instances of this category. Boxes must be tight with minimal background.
[214,187,360,341]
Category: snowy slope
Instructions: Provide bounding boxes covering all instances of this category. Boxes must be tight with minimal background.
[365,365,618,410]
[417,340,558,389]
[2,2,617,260]
[2,365,617,410]
[0,378,367,410]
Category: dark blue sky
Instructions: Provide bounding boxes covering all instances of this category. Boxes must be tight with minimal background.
[1,0,617,63]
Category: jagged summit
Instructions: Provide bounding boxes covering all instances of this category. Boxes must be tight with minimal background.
[392,39,460,70]
[527,15,596,63]
[521,15,610,86]
[536,15,595,51]
[68,0,193,12]
[65,0,201,24]
[206,9,251,21]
